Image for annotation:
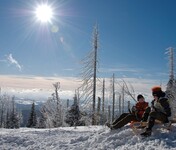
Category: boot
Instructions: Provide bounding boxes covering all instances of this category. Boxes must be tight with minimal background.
[164,121,172,130]
[140,129,152,137]
[136,122,147,129]
[105,122,114,130]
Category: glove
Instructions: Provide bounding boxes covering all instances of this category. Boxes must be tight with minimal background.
[131,106,137,112]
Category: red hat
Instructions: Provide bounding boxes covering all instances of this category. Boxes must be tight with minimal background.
[151,86,164,97]
[152,86,162,92]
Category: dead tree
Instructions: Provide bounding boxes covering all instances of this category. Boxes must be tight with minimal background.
[118,95,122,115]
[53,82,62,127]
[101,79,105,124]
[97,97,101,125]
[118,79,137,103]
[121,83,125,113]
[108,105,111,123]
[79,25,99,125]
[166,47,175,88]
[110,74,115,121]
[67,99,69,109]
[166,47,176,120]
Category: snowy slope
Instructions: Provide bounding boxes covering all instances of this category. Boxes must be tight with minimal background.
[0,124,176,150]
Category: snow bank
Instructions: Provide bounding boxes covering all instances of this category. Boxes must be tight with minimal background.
[0,124,176,150]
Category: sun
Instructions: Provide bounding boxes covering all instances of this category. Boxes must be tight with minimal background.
[35,4,53,23]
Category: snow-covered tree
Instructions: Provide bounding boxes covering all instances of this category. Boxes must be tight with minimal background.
[7,97,20,129]
[40,82,63,128]
[27,102,37,128]
[0,93,10,127]
[65,93,85,127]
[165,47,176,120]
[0,93,20,128]
[38,112,46,128]
[80,25,99,125]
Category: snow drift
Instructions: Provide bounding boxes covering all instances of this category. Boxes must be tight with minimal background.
[0,124,176,150]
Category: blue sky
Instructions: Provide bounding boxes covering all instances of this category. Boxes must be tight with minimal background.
[0,0,176,100]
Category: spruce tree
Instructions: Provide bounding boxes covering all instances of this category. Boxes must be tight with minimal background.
[27,102,37,128]
[65,94,85,126]
[8,97,20,129]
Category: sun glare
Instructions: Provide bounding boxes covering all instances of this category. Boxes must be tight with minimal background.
[35,4,53,23]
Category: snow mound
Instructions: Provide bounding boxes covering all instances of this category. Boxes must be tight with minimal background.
[0,124,176,150]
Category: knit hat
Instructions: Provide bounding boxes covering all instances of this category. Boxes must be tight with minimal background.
[137,94,144,100]
[151,86,165,97]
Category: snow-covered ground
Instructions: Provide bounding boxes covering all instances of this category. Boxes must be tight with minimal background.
[0,124,176,150]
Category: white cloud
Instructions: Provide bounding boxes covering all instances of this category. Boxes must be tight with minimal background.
[7,54,22,71]
[0,75,168,102]
[0,75,80,100]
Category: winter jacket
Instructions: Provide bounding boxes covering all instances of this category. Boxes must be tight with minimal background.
[151,97,171,117]
[135,101,149,119]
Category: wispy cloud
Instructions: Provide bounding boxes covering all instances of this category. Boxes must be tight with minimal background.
[7,54,22,71]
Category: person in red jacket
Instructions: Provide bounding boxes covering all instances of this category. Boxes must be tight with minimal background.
[106,94,149,130]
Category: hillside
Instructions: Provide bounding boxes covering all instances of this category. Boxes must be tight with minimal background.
[0,124,176,150]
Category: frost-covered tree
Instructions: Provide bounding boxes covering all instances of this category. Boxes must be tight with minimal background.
[7,97,20,129]
[65,93,85,127]
[0,93,10,127]
[80,25,99,125]
[40,82,63,128]
[53,82,63,127]
[165,47,176,120]
[5,111,10,128]
[38,112,46,128]
[0,93,20,128]
[27,102,37,128]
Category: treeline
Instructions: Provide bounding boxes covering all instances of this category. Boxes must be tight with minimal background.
[0,82,94,129]
[0,94,21,128]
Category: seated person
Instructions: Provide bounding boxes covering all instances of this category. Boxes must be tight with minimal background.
[141,86,171,137]
[107,94,149,129]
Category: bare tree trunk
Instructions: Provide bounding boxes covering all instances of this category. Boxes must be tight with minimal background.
[92,25,98,125]
[0,104,4,127]
[166,47,175,88]
[166,47,176,120]
[119,95,121,115]
[67,99,69,109]
[108,105,111,123]
[102,79,105,124]
[112,74,115,122]
[97,97,101,125]
[79,25,99,125]
[122,84,125,113]
[128,101,131,114]
[77,88,80,106]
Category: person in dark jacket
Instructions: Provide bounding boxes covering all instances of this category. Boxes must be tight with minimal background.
[140,86,171,137]
[106,94,148,130]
